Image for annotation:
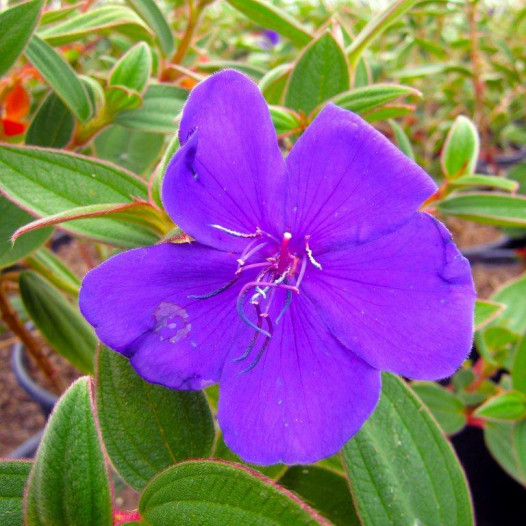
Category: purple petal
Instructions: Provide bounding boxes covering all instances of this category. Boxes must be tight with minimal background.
[79,243,249,389]
[302,213,476,380]
[218,291,381,465]
[285,104,437,252]
[163,70,287,252]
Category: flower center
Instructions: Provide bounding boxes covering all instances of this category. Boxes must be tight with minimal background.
[190,225,322,373]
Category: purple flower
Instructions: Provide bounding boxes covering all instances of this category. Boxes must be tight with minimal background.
[262,29,280,48]
[80,70,475,465]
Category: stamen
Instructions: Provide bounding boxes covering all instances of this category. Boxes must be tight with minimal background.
[235,262,268,276]
[305,235,323,270]
[236,281,299,337]
[232,304,262,362]
[239,316,273,374]
[188,278,238,299]
[275,289,293,324]
[294,255,308,289]
[237,242,267,265]
[210,224,261,238]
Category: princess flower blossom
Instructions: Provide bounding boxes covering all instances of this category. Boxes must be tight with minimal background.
[80,70,475,465]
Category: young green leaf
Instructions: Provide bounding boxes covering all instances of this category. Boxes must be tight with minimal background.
[259,64,291,105]
[115,84,187,133]
[140,460,327,525]
[449,174,518,193]
[26,92,74,148]
[343,373,473,526]
[38,6,153,46]
[278,466,360,526]
[0,195,52,270]
[109,41,151,94]
[512,333,526,394]
[389,119,414,159]
[27,247,81,297]
[25,35,93,122]
[225,0,313,47]
[0,459,32,526]
[285,32,350,115]
[24,378,112,526]
[436,193,526,228]
[474,299,506,331]
[104,86,143,115]
[0,144,157,247]
[125,0,175,57]
[412,382,467,435]
[484,420,526,486]
[347,0,419,68]
[329,84,420,117]
[441,116,480,179]
[19,271,97,373]
[150,132,179,209]
[0,0,43,77]
[269,106,301,135]
[475,391,526,422]
[96,346,215,491]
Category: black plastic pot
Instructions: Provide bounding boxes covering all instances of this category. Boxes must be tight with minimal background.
[11,342,58,418]
[461,235,526,265]
[8,343,58,458]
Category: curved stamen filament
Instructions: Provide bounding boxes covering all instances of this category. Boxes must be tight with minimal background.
[305,236,322,270]
[188,277,238,299]
[237,242,268,266]
[239,316,273,374]
[210,224,261,238]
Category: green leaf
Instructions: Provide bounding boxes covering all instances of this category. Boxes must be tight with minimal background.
[19,271,96,373]
[330,84,420,116]
[110,42,151,94]
[24,378,112,526]
[474,299,506,331]
[115,84,187,134]
[95,125,164,176]
[475,391,526,422]
[0,195,52,270]
[0,0,42,77]
[39,6,152,46]
[484,420,526,486]
[96,346,214,491]
[0,459,32,526]
[347,0,419,69]
[285,32,349,115]
[125,0,175,57]
[389,119,414,159]
[40,3,80,26]
[507,163,526,195]
[343,373,473,526]
[140,460,325,525]
[449,174,518,193]
[278,466,360,526]
[27,247,81,296]
[441,116,480,179]
[0,144,157,248]
[197,60,267,80]
[259,64,291,105]
[512,333,526,394]
[105,86,143,115]
[225,0,312,47]
[26,92,74,148]
[269,106,301,135]
[363,104,414,123]
[412,382,467,435]
[212,433,285,480]
[150,133,179,209]
[436,193,526,228]
[25,35,93,122]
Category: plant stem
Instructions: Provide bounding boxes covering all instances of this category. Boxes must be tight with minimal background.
[172,0,201,66]
[0,283,65,394]
[467,0,491,164]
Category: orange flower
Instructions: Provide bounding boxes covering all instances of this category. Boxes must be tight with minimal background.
[1,82,30,137]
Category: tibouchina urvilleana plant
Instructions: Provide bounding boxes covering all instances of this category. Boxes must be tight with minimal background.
[79,70,476,465]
